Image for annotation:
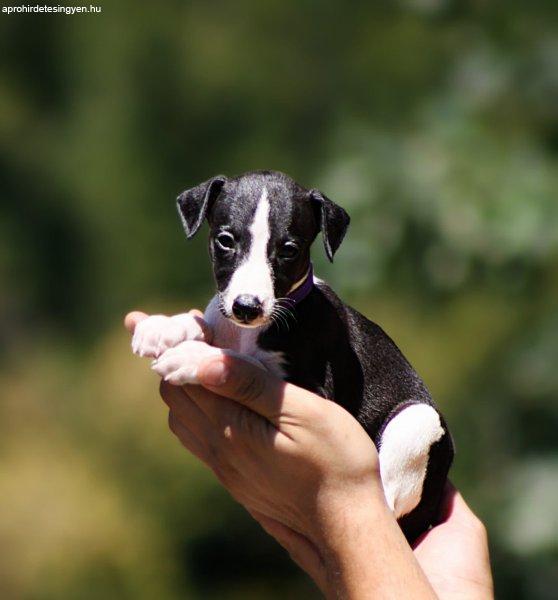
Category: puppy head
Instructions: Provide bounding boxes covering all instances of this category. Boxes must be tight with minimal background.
[177,170,350,328]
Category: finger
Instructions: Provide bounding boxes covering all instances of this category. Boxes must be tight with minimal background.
[182,383,239,425]
[197,354,316,423]
[168,410,213,466]
[248,509,326,592]
[186,383,276,448]
[160,381,218,448]
[442,482,487,533]
[124,311,148,333]
[437,481,471,524]
[441,481,458,521]
[162,383,250,489]
[411,482,460,549]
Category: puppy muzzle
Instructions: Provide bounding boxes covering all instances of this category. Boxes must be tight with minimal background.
[231,294,264,325]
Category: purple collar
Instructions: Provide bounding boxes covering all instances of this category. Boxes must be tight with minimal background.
[286,264,314,305]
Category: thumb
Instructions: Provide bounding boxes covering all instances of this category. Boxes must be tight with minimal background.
[124,311,148,333]
[197,354,311,421]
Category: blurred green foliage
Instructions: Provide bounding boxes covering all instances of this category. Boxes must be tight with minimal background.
[1,1,557,598]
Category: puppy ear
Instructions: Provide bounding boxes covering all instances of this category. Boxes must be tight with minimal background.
[310,189,350,262]
[176,175,227,238]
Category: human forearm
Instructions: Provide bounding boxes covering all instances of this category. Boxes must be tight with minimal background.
[315,496,436,599]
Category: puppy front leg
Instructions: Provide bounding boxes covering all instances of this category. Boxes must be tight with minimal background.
[151,340,265,385]
[132,311,210,358]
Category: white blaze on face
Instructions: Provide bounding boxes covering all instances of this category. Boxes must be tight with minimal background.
[223,188,274,320]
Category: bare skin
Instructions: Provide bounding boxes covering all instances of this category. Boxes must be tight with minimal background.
[125,311,493,599]
[412,484,493,599]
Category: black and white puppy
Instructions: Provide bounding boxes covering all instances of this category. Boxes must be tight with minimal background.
[132,170,454,542]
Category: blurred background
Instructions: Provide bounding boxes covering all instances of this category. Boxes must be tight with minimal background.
[1,1,557,598]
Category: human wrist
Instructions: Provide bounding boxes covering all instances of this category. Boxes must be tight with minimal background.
[318,495,387,578]
[312,486,385,550]
[313,492,435,599]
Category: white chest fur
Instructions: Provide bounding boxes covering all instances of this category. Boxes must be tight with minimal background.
[204,295,286,378]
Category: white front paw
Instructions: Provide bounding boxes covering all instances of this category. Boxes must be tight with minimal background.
[151,340,222,385]
[132,313,207,358]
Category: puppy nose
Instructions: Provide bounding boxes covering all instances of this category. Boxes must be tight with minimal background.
[232,295,263,323]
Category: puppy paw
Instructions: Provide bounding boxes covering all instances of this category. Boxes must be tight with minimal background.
[131,313,207,358]
[151,340,222,385]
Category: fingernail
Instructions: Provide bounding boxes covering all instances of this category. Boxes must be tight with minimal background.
[201,359,229,386]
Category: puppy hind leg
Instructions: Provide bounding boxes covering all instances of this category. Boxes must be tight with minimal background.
[378,403,445,519]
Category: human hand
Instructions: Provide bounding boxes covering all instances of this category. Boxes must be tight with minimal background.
[413,483,494,599]
[125,311,435,598]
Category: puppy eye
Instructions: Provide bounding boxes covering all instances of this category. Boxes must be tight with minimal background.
[278,242,299,260]
[215,232,235,251]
